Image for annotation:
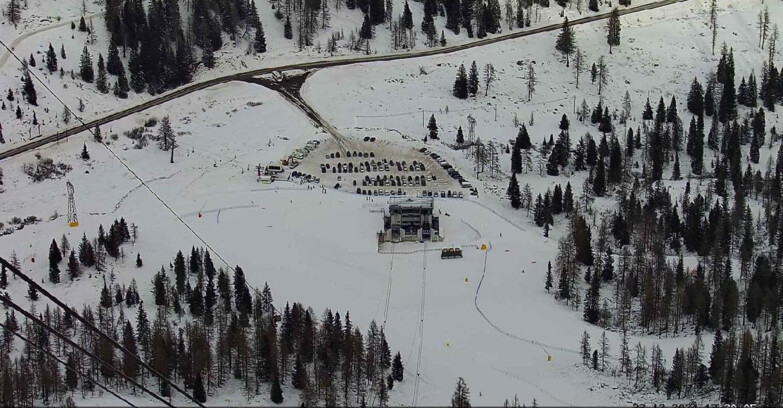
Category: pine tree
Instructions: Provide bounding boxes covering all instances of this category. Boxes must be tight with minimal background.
[428,115,439,139]
[517,125,532,149]
[456,126,465,144]
[580,331,592,365]
[687,78,704,116]
[96,54,109,93]
[270,375,284,403]
[453,64,468,99]
[507,173,521,209]
[511,142,522,173]
[451,377,471,408]
[193,373,207,403]
[403,1,413,30]
[49,239,62,283]
[705,83,715,116]
[60,44,66,59]
[284,16,293,39]
[672,152,681,180]
[255,23,267,53]
[584,270,600,323]
[45,43,58,72]
[67,250,80,280]
[555,18,576,66]
[23,72,37,106]
[545,261,553,292]
[588,0,598,12]
[593,159,606,196]
[292,354,306,389]
[65,353,79,390]
[107,39,122,75]
[0,264,6,289]
[28,282,39,301]
[468,61,479,96]
[392,351,404,381]
[79,46,94,83]
[606,8,621,53]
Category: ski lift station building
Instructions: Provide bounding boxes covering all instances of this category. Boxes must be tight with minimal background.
[378,197,442,243]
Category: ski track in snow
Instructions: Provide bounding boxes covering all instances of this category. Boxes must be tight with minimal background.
[474,245,580,356]
[489,366,573,406]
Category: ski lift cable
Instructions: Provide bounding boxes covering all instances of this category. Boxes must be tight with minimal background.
[0,320,138,408]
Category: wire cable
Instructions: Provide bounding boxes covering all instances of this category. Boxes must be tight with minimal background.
[0,292,173,407]
[0,320,137,408]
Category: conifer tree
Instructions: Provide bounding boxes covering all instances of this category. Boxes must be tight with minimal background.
[507,173,521,209]
[255,23,267,53]
[49,239,62,283]
[517,125,532,149]
[193,373,207,403]
[96,54,109,93]
[392,351,404,381]
[555,18,576,66]
[428,115,439,139]
[0,264,6,289]
[23,71,37,106]
[28,282,39,301]
[45,43,58,72]
[270,375,283,403]
[456,126,465,144]
[593,158,606,196]
[606,8,621,54]
[545,261,553,292]
[584,271,601,323]
[451,377,471,408]
[588,0,598,12]
[705,83,715,116]
[511,142,522,173]
[284,16,293,39]
[468,61,479,96]
[687,78,704,116]
[403,1,413,30]
[453,64,468,99]
[67,250,80,280]
[107,39,122,75]
[79,46,94,83]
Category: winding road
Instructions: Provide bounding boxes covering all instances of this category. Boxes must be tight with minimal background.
[0,11,105,69]
[0,0,690,161]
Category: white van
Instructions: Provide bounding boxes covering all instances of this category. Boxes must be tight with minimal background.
[460,180,472,188]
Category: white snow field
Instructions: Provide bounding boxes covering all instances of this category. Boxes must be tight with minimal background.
[0,0,779,406]
[0,80,712,408]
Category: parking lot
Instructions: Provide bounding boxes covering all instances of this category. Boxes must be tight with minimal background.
[293,137,470,198]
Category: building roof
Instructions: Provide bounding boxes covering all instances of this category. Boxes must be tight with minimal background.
[388,197,434,210]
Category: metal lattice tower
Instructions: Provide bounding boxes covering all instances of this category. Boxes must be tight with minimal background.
[467,115,476,143]
[66,181,78,227]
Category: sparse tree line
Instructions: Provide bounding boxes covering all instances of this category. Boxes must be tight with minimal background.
[0,237,407,406]
[4,0,266,129]
[577,323,783,405]
[510,38,783,405]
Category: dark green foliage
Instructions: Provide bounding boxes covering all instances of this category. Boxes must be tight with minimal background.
[507,173,521,209]
[428,115,438,139]
[48,239,62,284]
[453,64,468,99]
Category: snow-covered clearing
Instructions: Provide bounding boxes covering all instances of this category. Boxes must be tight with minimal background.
[0,0,660,149]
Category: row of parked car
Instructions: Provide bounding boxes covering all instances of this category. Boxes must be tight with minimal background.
[419,147,473,189]
[289,140,321,160]
[321,158,428,174]
[358,174,433,187]
[326,151,375,159]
